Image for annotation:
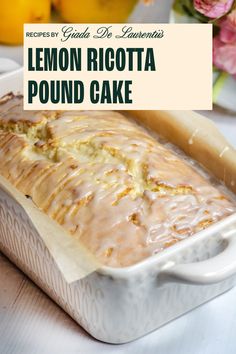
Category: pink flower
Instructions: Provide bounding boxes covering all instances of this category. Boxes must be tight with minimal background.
[220,8,236,43]
[194,0,234,19]
[213,8,236,78]
[213,36,236,77]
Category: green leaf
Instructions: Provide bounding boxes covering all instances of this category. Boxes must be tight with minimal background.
[213,71,229,103]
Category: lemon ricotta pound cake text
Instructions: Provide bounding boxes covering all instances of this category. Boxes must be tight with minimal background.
[0,93,235,267]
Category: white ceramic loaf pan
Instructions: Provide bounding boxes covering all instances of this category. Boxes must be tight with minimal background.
[0,69,236,344]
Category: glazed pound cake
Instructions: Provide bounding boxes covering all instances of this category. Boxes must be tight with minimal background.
[0,93,235,267]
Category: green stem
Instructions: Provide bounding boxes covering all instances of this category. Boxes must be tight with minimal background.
[213,71,229,103]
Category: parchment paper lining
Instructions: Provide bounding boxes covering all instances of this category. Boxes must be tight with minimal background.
[0,110,235,283]
[131,110,236,194]
[0,175,100,283]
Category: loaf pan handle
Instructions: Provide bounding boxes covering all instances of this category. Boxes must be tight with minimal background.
[162,230,236,285]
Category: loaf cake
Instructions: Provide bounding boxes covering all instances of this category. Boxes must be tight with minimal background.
[0,93,235,267]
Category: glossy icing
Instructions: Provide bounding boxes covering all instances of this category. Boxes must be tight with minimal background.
[0,94,235,267]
